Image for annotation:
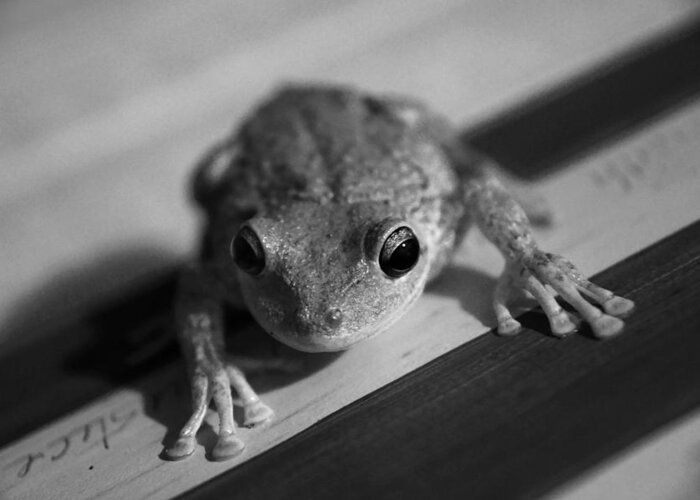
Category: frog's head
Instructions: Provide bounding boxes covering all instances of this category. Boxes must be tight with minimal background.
[231,202,432,352]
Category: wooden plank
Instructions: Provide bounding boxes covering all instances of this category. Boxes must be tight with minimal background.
[2,3,700,499]
[180,22,700,498]
[4,14,700,452]
[2,0,699,353]
[543,406,700,500]
[182,220,700,500]
[3,38,700,500]
[468,17,700,179]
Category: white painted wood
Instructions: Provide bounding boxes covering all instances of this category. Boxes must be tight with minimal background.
[2,2,700,498]
[1,0,698,349]
[544,406,700,500]
[2,88,699,500]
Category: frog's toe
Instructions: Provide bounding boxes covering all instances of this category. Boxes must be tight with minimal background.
[244,400,274,427]
[497,317,522,336]
[590,314,625,339]
[603,296,635,318]
[211,433,246,461]
[164,435,197,461]
[522,250,634,339]
[547,253,635,320]
[549,311,579,338]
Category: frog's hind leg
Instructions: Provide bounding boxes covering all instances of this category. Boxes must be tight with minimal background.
[463,173,634,338]
[191,138,239,213]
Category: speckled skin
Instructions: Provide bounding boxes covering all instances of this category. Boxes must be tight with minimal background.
[165,85,635,461]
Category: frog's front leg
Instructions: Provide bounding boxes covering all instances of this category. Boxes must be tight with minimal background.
[465,174,635,338]
[164,266,273,461]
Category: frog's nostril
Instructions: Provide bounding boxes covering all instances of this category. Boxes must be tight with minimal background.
[324,308,343,329]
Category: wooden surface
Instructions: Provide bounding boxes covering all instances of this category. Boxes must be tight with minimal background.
[184,220,700,500]
[2,0,698,350]
[2,2,700,499]
[544,405,700,500]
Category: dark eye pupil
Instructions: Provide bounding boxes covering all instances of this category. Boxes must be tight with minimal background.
[233,227,265,275]
[391,239,419,271]
[380,227,420,278]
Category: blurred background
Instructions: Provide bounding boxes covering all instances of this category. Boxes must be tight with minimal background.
[1,0,697,351]
[2,2,700,499]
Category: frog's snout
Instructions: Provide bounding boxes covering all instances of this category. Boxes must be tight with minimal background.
[263,304,356,352]
[323,308,343,329]
[296,304,344,335]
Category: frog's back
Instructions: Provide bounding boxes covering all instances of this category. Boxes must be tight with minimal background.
[195,85,460,215]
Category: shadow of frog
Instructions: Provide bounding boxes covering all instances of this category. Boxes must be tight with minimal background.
[426,264,498,328]
[64,267,342,461]
[149,323,341,460]
[427,263,570,339]
[0,245,180,448]
[0,245,341,458]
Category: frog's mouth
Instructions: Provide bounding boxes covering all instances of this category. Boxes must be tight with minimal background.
[265,319,391,353]
[265,329,364,353]
[254,309,365,352]
[257,282,425,353]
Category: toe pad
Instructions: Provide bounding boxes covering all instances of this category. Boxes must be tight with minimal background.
[211,435,246,461]
[164,435,196,461]
[590,315,625,338]
[603,297,635,318]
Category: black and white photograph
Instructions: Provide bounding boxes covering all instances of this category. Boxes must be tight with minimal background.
[1,1,699,498]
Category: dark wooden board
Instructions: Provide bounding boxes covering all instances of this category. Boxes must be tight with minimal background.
[181,220,700,500]
[2,12,700,499]
[179,18,700,499]
[467,13,700,179]
[3,16,699,452]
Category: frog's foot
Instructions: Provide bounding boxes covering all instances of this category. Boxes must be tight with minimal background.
[494,251,634,339]
[164,366,247,461]
[164,359,273,461]
[242,400,274,428]
[211,432,246,462]
[165,434,197,461]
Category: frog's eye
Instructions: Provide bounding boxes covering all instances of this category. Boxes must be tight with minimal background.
[232,226,265,275]
[379,226,420,278]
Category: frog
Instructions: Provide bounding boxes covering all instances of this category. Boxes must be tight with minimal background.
[164,85,635,461]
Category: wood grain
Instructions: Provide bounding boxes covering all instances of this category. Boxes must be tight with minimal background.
[182,220,700,500]
[2,0,698,352]
[2,2,700,499]
[2,55,699,500]
[468,17,700,179]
